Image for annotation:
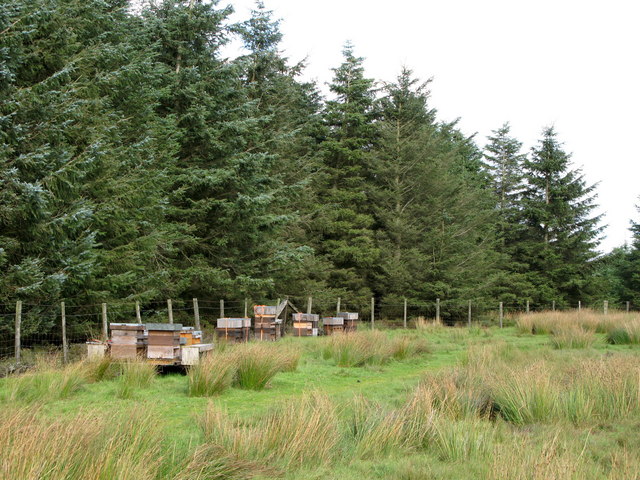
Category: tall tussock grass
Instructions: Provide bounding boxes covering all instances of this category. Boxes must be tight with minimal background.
[201,392,339,469]
[321,330,430,367]
[550,325,597,349]
[116,359,157,399]
[1,360,88,403]
[417,344,640,425]
[188,342,300,396]
[516,310,640,336]
[0,408,164,479]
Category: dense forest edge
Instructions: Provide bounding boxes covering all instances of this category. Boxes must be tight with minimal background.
[1,0,639,331]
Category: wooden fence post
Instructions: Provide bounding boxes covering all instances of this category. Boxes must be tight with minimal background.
[167,299,173,324]
[193,298,201,330]
[604,300,608,315]
[578,300,581,312]
[15,301,21,363]
[436,298,440,323]
[135,301,142,324]
[468,300,472,328]
[526,300,530,314]
[307,296,312,314]
[101,303,108,342]
[61,301,68,364]
[371,297,375,329]
[627,301,630,313]
[336,297,341,314]
[244,298,248,318]
[499,302,503,328]
[220,299,225,319]
[403,298,407,329]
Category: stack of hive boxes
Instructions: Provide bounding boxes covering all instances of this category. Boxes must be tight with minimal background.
[109,323,145,359]
[338,312,359,332]
[216,318,251,343]
[292,313,319,336]
[146,323,182,363]
[254,305,282,341]
[181,326,204,345]
[322,316,344,335]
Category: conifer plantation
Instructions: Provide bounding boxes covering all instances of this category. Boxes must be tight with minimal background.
[1,0,637,318]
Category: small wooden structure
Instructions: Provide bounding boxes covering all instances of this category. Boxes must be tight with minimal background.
[338,312,359,333]
[89,322,213,366]
[216,318,251,343]
[322,317,344,335]
[146,323,182,363]
[292,313,319,336]
[254,303,283,341]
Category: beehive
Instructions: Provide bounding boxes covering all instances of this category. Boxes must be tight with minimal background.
[146,323,182,363]
[216,318,251,343]
[109,323,145,359]
[253,305,282,341]
[254,320,282,341]
[337,312,359,332]
[322,317,344,335]
[291,313,319,337]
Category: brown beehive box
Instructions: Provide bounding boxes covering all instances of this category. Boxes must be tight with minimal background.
[323,324,344,335]
[146,323,182,360]
[254,321,282,341]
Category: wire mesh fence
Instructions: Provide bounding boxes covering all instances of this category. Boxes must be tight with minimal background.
[0,295,637,362]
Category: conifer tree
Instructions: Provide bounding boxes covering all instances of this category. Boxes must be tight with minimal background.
[518,127,603,304]
[146,0,285,299]
[482,123,534,303]
[235,2,326,298]
[313,44,379,300]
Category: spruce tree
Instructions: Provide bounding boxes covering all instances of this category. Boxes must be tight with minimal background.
[372,69,500,309]
[313,43,380,301]
[518,127,603,305]
[482,123,533,303]
[146,0,285,299]
[235,2,326,298]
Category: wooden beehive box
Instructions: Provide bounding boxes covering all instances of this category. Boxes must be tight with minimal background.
[216,318,251,343]
[109,323,145,359]
[254,305,278,326]
[146,323,182,362]
[254,320,282,341]
[338,312,359,332]
[292,313,319,336]
[322,317,344,335]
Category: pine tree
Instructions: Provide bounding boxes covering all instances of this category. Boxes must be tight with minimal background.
[518,127,603,305]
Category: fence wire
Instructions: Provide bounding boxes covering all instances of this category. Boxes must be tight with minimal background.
[0,296,637,361]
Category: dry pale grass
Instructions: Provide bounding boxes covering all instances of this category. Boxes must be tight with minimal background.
[200,392,339,469]
[417,344,640,425]
[0,408,163,480]
[414,316,444,331]
[320,330,430,367]
[516,310,640,335]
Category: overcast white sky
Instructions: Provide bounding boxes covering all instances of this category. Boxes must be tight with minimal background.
[223,0,640,253]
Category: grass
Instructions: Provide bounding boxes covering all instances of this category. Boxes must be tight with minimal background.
[550,325,597,349]
[320,330,430,367]
[0,313,639,479]
[188,342,301,395]
[116,360,157,399]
